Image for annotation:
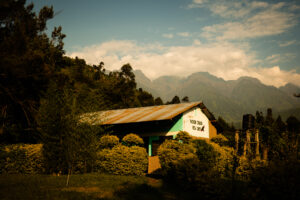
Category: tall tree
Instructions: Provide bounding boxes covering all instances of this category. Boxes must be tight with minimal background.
[0,0,65,143]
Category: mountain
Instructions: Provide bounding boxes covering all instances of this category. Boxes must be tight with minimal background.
[279,83,300,97]
[134,70,300,124]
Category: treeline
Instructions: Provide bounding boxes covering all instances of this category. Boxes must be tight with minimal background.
[0,0,167,144]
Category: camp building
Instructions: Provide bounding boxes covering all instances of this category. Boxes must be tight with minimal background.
[80,101,217,156]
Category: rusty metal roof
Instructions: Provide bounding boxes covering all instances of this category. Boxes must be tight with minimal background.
[79,101,215,125]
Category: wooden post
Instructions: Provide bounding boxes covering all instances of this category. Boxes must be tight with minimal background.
[235,130,239,154]
[246,130,251,156]
[255,129,260,160]
[243,131,247,157]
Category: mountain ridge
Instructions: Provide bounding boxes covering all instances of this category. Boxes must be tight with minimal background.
[134,70,300,123]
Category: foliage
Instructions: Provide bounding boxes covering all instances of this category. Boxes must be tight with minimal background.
[247,160,300,199]
[136,88,155,107]
[99,135,119,149]
[38,79,102,174]
[96,145,148,176]
[211,134,229,147]
[0,0,65,143]
[175,131,192,144]
[0,144,44,174]
[216,116,236,147]
[157,139,197,179]
[181,96,189,102]
[166,95,181,104]
[122,133,144,147]
[154,97,163,105]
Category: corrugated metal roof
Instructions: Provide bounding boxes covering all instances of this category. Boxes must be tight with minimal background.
[79,101,215,125]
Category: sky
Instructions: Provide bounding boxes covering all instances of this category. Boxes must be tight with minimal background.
[29,0,300,87]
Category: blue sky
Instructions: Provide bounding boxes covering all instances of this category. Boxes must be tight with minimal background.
[29,0,300,87]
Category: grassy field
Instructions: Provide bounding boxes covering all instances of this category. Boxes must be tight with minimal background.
[0,173,202,200]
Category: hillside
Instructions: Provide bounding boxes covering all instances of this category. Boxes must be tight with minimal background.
[135,70,300,123]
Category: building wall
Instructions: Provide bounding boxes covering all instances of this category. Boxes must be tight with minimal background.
[209,121,217,138]
[182,107,210,138]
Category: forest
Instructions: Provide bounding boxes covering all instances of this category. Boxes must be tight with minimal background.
[0,1,299,199]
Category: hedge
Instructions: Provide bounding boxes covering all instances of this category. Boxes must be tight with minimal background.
[96,145,148,176]
[122,133,144,147]
[0,144,45,174]
[99,135,120,149]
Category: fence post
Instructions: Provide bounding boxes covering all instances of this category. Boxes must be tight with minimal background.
[235,130,239,154]
[255,129,260,160]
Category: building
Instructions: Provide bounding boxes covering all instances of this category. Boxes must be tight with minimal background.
[242,114,255,131]
[80,102,217,156]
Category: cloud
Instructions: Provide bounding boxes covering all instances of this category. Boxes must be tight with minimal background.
[194,1,298,40]
[177,32,190,37]
[266,54,281,64]
[162,33,173,39]
[266,53,296,64]
[209,1,269,19]
[187,0,207,9]
[279,40,297,47]
[67,40,300,87]
[202,9,296,40]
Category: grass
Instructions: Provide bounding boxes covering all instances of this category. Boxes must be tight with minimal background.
[0,173,203,200]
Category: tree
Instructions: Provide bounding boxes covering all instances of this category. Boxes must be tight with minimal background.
[136,88,155,107]
[0,0,65,143]
[265,108,274,126]
[166,95,181,104]
[154,97,163,105]
[274,116,286,134]
[38,77,102,174]
[182,96,190,103]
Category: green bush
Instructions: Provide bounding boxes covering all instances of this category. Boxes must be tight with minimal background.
[175,131,192,144]
[209,142,234,177]
[99,135,119,149]
[122,133,144,147]
[211,134,229,147]
[157,139,197,178]
[194,139,234,177]
[0,144,45,174]
[96,145,148,176]
[193,139,217,168]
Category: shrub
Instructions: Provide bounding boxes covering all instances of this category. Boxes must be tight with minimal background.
[157,138,235,197]
[211,134,229,147]
[209,142,234,177]
[175,131,192,144]
[96,145,148,176]
[99,135,119,149]
[0,144,45,174]
[193,139,234,177]
[122,133,144,147]
[193,139,217,168]
[157,139,197,179]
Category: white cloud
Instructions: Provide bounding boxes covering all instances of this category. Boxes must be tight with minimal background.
[202,8,296,40]
[67,40,300,87]
[192,0,298,41]
[279,40,297,47]
[177,32,190,37]
[162,33,174,39]
[187,0,207,9]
